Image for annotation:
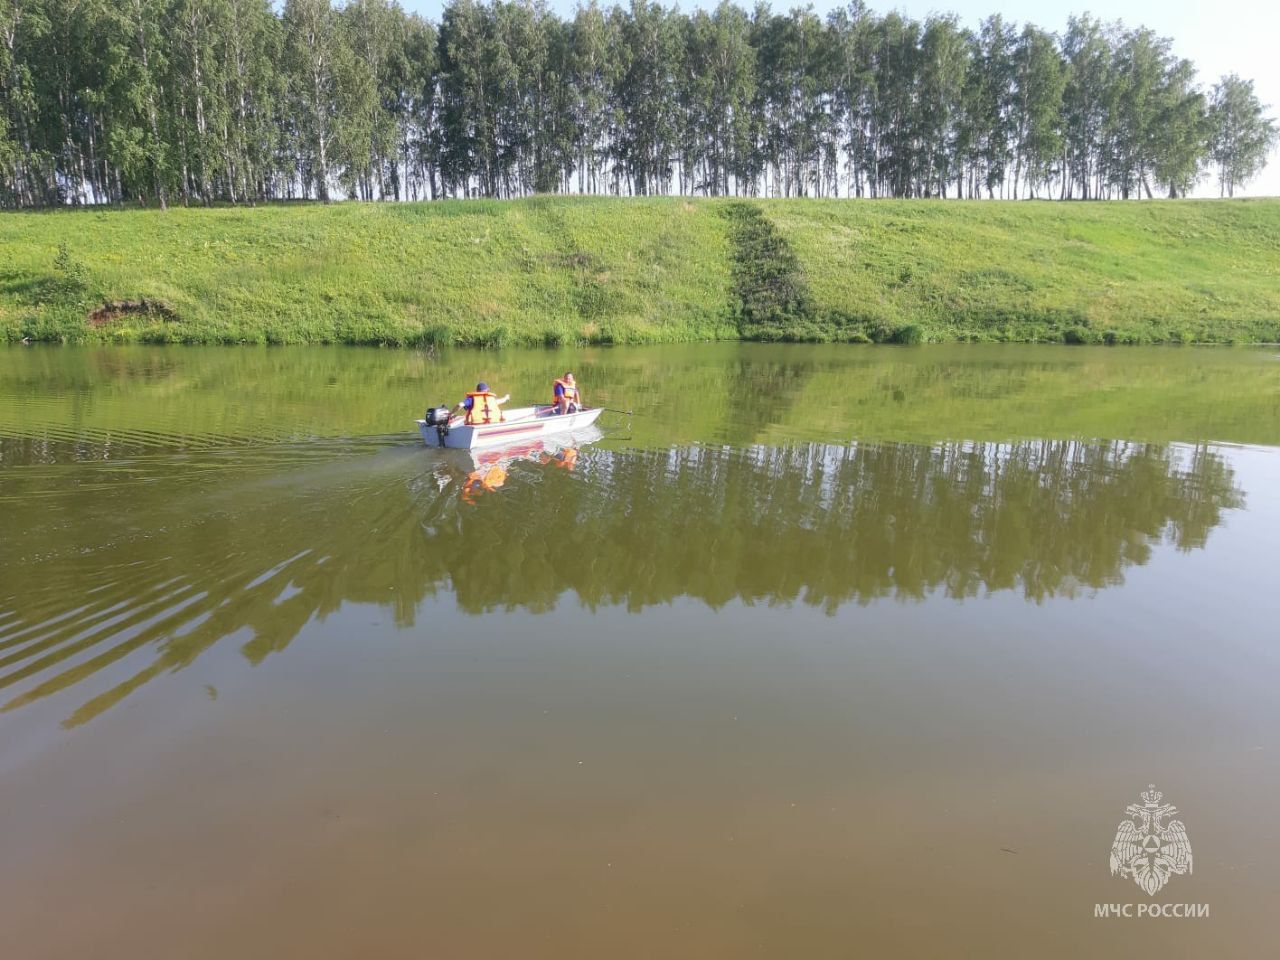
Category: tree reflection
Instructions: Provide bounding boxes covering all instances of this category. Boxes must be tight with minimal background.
[0,439,1244,726]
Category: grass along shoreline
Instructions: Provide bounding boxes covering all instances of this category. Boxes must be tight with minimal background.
[2,197,1278,346]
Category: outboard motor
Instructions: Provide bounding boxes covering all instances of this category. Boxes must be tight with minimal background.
[424,405,452,447]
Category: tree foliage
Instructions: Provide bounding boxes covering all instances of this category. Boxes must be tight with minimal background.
[1209,74,1278,198]
[0,0,1273,207]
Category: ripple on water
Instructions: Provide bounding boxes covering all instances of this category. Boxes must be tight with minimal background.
[0,437,1251,728]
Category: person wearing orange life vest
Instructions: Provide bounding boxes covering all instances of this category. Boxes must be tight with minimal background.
[552,371,583,415]
[450,382,509,425]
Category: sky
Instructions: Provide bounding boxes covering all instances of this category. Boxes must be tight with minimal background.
[401,0,1280,197]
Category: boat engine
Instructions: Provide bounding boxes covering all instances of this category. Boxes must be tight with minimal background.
[424,405,452,447]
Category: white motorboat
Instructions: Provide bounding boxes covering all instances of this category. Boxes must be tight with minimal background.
[417,404,604,450]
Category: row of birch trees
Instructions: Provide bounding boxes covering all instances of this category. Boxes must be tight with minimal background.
[2,0,1275,207]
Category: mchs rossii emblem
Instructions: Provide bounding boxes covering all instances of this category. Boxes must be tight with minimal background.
[1109,785,1193,896]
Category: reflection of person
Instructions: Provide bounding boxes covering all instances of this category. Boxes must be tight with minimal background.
[451,382,508,425]
[541,447,578,471]
[462,465,507,505]
[553,372,582,415]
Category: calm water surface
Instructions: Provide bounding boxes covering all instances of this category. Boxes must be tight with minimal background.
[2,343,1280,958]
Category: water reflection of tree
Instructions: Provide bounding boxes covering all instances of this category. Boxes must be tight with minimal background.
[457,440,1240,612]
[0,440,1242,726]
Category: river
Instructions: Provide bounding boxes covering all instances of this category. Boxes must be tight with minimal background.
[2,343,1279,958]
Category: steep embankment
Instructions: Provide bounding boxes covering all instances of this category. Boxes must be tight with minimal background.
[2,197,1278,345]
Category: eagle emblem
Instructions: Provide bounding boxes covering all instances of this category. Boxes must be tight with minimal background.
[1109,785,1193,896]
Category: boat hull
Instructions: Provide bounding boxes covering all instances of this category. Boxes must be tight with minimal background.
[417,405,604,450]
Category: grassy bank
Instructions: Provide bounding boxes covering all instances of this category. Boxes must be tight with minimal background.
[2,197,1278,345]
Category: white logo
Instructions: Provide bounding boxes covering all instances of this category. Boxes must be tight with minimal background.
[1109,785,1193,896]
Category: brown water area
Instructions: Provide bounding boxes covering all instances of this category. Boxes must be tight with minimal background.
[2,343,1280,958]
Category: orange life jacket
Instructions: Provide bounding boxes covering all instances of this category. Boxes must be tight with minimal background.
[465,391,503,425]
[553,378,578,405]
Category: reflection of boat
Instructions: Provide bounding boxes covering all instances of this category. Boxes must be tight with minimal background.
[458,427,600,470]
[452,428,601,504]
[417,405,604,450]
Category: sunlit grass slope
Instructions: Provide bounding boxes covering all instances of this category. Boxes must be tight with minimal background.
[0,197,736,346]
[767,198,1280,344]
[2,196,1277,345]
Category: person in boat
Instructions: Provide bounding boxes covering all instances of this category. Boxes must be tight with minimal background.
[451,382,509,425]
[553,372,583,415]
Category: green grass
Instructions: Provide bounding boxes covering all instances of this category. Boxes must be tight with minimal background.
[2,196,1279,345]
[720,200,817,340]
[768,198,1280,344]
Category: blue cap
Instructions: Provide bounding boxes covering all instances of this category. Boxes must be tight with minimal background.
[476,382,489,392]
